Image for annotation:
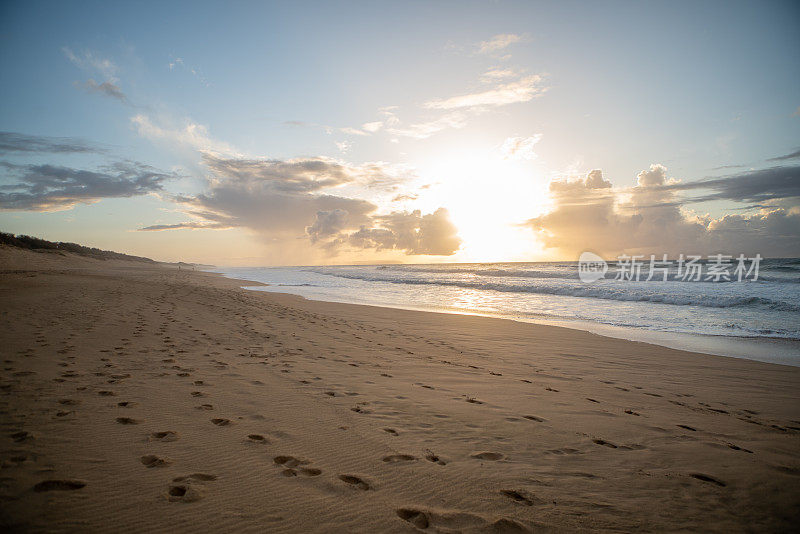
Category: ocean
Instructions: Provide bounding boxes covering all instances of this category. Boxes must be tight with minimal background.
[213,258,800,366]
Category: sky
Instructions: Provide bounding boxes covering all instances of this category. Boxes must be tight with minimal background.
[0,0,798,265]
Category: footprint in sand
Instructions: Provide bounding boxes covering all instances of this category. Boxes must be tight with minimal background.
[397,509,430,529]
[338,474,370,490]
[299,467,322,476]
[677,424,697,431]
[116,417,142,425]
[727,443,754,454]
[247,434,268,443]
[690,473,726,487]
[523,415,545,422]
[424,450,447,465]
[471,452,504,461]
[196,404,213,410]
[150,431,179,442]
[11,431,31,443]
[98,390,116,397]
[141,455,171,468]
[501,489,535,506]
[382,428,399,436]
[211,418,231,426]
[168,474,217,503]
[282,467,322,477]
[592,438,618,449]
[34,480,86,492]
[396,508,524,532]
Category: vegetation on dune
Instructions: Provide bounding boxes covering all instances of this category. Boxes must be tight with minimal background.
[0,232,155,263]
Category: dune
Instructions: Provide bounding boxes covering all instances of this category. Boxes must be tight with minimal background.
[0,246,798,532]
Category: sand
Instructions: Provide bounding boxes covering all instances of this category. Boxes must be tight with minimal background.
[1,247,798,533]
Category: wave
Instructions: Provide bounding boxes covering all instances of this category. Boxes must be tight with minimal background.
[309,270,800,312]
[367,263,799,284]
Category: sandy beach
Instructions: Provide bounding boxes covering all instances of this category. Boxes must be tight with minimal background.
[1,247,799,533]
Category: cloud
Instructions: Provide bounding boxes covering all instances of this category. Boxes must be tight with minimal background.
[477,34,522,54]
[500,135,542,160]
[83,79,126,101]
[201,153,401,193]
[362,121,383,133]
[63,47,127,101]
[340,127,368,136]
[345,71,545,140]
[138,221,230,231]
[0,161,174,211]
[146,153,379,235]
[305,209,350,243]
[143,152,459,257]
[767,148,800,161]
[347,208,461,255]
[481,67,519,81]
[0,131,101,155]
[424,75,546,110]
[651,165,800,207]
[167,56,209,86]
[62,47,117,79]
[131,114,238,155]
[385,111,468,139]
[711,164,746,170]
[526,165,800,258]
[335,141,351,154]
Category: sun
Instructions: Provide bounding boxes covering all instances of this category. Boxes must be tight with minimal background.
[413,147,551,262]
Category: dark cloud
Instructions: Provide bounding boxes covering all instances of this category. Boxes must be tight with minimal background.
[146,154,460,257]
[0,131,101,155]
[527,165,800,258]
[306,209,350,243]
[0,161,173,211]
[201,153,399,194]
[663,165,800,206]
[767,148,800,161]
[162,154,379,244]
[83,79,126,102]
[711,164,746,170]
[347,208,461,255]
[138,221,230,231]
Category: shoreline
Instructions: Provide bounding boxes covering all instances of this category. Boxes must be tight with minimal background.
[2,250,799,532]
[211,269,800,368]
